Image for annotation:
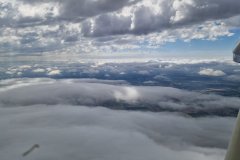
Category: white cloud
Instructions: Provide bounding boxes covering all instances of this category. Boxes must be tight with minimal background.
[0,105,231,160]
[32,68,45,73]
[18,2,59,18]
[199,68,226,76]
[0,78,239,111]
[17,72,22,76]
[0,0,239,54]
[19,65,31,70]
[5,70,16,75]
[0,77,238,160]
[47,69,61,76]
[114,86,139,103]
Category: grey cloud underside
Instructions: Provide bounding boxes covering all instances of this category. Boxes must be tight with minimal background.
[0,0,140,28]
[10,0,240,29]
[1,0,240,32]
[0,0,239,54]
[20,0,140,19]
[79,0,240,37]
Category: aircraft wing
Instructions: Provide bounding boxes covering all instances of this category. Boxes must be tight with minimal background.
[226,43,240,158]
[225,111,240,160]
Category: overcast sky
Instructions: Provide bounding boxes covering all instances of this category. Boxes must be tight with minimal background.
[0,0,240,57]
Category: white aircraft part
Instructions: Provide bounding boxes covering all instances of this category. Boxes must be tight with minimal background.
[225,111,240,160]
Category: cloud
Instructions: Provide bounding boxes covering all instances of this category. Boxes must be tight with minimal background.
[0,0,59,28]
[18,65,32,70]
[114,86,140,103]
[199,68,226,76]
[0,76,238,160]
[170,0,240,24]
[0,104,232,160]
[226,75,240,82]
[20,0,140,20]
[0,78,239,116]
[16,0,240,32]
[80,1,236,37]
[0,0,239,54]
[1,60,239,98]
[4,65,32,76]
[47,69,61,76]
[32,68,45,73]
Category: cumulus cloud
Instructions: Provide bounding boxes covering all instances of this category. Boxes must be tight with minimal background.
[16,0,240,32]
[80,1,236,37]
[199,68,226,76]
[20,0,140,19]
[0,0,239,54]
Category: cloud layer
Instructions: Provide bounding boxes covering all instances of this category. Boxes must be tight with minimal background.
[0,105,231,160]
[1,59,240,98]
[0,78,239,116]
[0,76,239,160]
[0,0,239,54]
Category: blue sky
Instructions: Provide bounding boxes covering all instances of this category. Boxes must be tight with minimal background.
[118,30,240,59]
[159,32,240,57]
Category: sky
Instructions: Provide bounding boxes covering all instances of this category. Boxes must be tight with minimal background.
[0,0,240,59]
[1,1,240,160]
